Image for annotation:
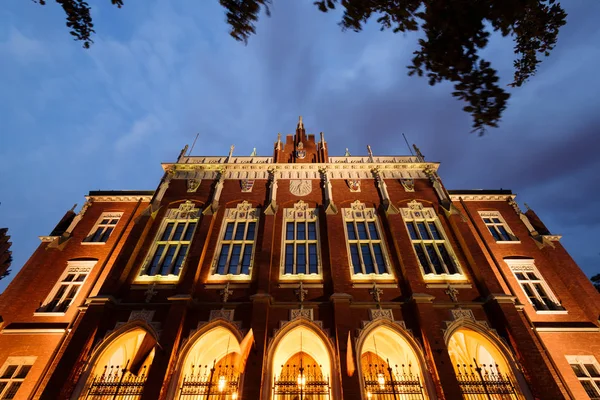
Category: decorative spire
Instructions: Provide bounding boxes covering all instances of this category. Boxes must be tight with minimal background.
[319,132,325,148]
[276,133,282,151]
[250,148,257,156]
[344,148,351,157]
[370,283,383,309]
[228,145,235,160]
[367,145,374,162]
[297,115,304,130]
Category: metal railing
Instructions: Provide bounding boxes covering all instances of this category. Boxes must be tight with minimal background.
[273,361,330,399]
[84,365,147,400]
[456,361,519,400]
[363,361,425,400]
[179,363,240,399]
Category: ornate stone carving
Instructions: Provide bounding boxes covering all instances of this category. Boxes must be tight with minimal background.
[400,178,415,192]
[296,141,306,159]
[290,308,313,321]
[344,201,376,220]
[240,179,255,193]
[209,309,235,321]
[284,200,316,220]
[289,180,312,197]
[445,286,459,303]
[128,309,155,324]
[346,179,361,192]
[369,283,383,307]
[450,309,475,321]
[144,283,158,303]
[187,179,201,193]
[220,282,233,303]
[225,201,258,220]
[368,308,394,322]
[166,200,199,219]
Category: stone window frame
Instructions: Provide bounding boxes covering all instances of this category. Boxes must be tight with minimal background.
[505,259,566,314]
[208,201,260,282]
[136,201,199,284]
[35,260,96,316]
[401,201,464,282]
[0,357,36,399]
[342,201,394,281]
[82,212,123,244]
[478,211,520,243]
[280,201,322,281]
[565,355,600,398]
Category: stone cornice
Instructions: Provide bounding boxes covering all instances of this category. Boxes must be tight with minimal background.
[449,194,516,202]
[39,236,59,243]
[85,195,153,202]
[542,235,562,241]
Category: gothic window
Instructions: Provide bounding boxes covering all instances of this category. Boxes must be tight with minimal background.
[566,356,600,399]
[479,211,518,242]
[0,357,35,399]
[343,201,391,278]
[505,259,564,312]
[281,201,320,278]
[211,202,259,279]
[36,260,96,314]
[401,201,462,279]
[84,212,122,243]
[138,201,199,281]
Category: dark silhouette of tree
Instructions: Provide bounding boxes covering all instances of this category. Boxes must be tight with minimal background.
[592,274,600,293]
[33,0,566,134]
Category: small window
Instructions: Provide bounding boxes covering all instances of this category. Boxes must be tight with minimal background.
[566,356,600,399]
[211,201,259,280]
[479,211,518,242]
[0,357,35,399]
[506,259,564,312]
[138,201,199,281]
[84,212,123,243]
[37,260,96,314]
[402,201,462,280]
[342,201,391,279]
[281,201,320,279]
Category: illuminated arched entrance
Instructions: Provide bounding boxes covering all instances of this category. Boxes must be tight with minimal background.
[447,327,525,400]
[175,325,243,400]
[267,321,336,400]
[357,323,432,400]
[76,325,157,399]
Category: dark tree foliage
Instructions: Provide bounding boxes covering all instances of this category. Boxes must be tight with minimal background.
[34,0,566,134]
[592,274,600,293]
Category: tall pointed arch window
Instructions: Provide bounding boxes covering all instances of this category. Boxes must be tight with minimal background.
[401,201,463,281]
[281,201,321,280]
[137,201,199,283]
[210,201,259,281]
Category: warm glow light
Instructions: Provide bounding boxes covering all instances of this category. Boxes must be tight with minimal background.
[377,372,385,389]
[232,392,238,400]
[297,373,306,387]
[367,391,373,399]
[218,375,226,392]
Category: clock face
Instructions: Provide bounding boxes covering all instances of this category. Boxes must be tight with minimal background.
[289,180,312,196]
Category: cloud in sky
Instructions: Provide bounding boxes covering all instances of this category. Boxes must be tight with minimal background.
[0,0,599,292]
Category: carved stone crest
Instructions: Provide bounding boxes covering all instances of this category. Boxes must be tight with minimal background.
[289,180,312,196]
[296,141,306,159]
[346,179,361,192]
[128,309,155,324]
[187,179,201,193]
[400,178,415,192]
[240,179,255,193]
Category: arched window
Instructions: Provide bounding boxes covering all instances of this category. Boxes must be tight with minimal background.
[270,324,333,400]
[80,327,156,399]
[358,325,430,399]
[177,326,242,399]
[447,328,523,400]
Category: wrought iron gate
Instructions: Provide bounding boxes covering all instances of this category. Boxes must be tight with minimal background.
[273,362,330,399]
[456,362,519,400]
[179,364,240,399]
[363,361,425,400]
[84,365,148,399]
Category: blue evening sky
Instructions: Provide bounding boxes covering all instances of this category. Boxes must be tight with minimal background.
[1,0,599,291]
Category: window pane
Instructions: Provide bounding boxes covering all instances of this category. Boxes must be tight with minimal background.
[100,227,114,242]
[437,244,457,274]
[1,366,17,379]
[109,219,119,225]
[297,223,306,241]
[407,223,418,240]
[417,222,430,240]
[367,222,379,240]
[492,218,501,223]
[425,244,444,274]
[296,244,306,274]
[246,222,256,240]
[75,274,86,282]
[172,223,186,241]
[100,219,110,225]
[347,223,356,240]
[350,244,361,274]
[241,245,252,275]
[91,227,104,242]
[361,244,374,274]
[14,365,31,379]
[285,244,294,274]
[0,383,6,394]
[148,245,165,275]
[286,222,295,241]
[526,272,538,280]
[585,364,600,377]
[357,223,368,240]
[414,245,431,274]
[228,245,243,274]
[2,382,22,399]
[497,225,512,241]
[571,364,586,377]
[428,223,441,240]
[224,223,235,240]
[63,274,76,282]
[161,223,175,241]
[63,285,79,302]
[488,226,501,241]
[534,283,557,309]
[183,222,196,241]
[581,380,600,398]
[372,244,385,274]
[483,218,492,223]
[515,272,526,281]
[308,222,317,240]
[173,245,188,275]
[160,245,177,275]
[216,244,230,275]
[308,244,318,274]
[234,223,246,240]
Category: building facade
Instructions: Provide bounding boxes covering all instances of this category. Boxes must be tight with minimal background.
[0,118,599,400]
